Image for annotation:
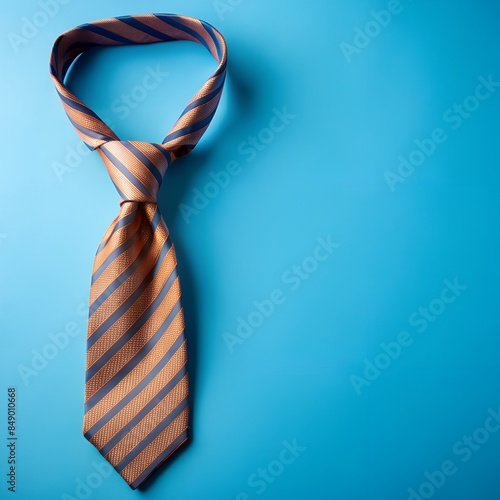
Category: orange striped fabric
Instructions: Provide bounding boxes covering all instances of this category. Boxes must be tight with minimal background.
[49,14,227,489]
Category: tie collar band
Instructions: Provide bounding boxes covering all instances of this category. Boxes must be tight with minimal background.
[50,14,227,158]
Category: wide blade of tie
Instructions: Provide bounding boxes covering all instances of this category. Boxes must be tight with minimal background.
[49,14,227,489]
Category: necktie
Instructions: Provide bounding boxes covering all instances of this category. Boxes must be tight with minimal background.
[49,14,227,489]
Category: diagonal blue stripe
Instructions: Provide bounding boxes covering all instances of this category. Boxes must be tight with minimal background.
[111,181,129,200]
[201,22,222,61]
[63,42,103,75]
[88,232,171,320]
[213,59,227,78]
[84,333,186,439]
[115,397,189,473]
[154,14,210,51]
[96,207,139,255]
[180,76,225,117]
[91,208,159,284]
[57,90,101,120]
[100,147,152,199]
[122,143,163,185]
[53,38,60,76]
[85,299,183,411]
[80,23,136,45]
[92,231,140,284]
[61,59,73,80]
[96,366,187,455]
[163,108,217,143]
[89,208,161,313]
[92,212,144,285]
[68,117,115,142]
[129,430,188,489]
[150,144,172,164]
[86,268,178,377]
[117,17,176,42]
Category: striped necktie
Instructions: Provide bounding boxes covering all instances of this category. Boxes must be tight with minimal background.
[49,14,227,489]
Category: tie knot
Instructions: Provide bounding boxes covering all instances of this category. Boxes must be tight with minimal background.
[97,141,173,203]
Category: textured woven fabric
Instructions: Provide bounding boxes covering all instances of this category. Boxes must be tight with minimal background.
[49,14,227,489]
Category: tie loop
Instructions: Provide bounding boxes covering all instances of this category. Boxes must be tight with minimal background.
[98,141,172,203]
[49,14,227,159]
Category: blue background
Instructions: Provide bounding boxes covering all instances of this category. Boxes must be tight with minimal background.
[1,1,499,499]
